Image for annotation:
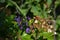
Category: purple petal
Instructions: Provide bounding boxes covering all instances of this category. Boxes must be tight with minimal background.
[26,28,30,33]
[15,16,22,22]
[17,17,21,22]
[26,16,31,20]
[15,16,22,25]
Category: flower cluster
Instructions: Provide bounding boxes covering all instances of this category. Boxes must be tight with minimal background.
[14,13,32,33]
[14,13,54,34]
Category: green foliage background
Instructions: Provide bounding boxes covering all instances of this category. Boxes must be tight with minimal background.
[0,0,60,40]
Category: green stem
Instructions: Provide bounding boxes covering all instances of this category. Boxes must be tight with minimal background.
[9,0,23,15]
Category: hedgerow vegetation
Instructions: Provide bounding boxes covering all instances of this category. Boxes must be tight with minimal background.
[0,0,60,40]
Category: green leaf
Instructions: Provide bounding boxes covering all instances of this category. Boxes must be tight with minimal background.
[22,32,32,40]
[56,19,60,25]
[55,24,58,30]
[7,15,15,21]
[6,1,14,8]
[43,32,54,40]
[21,9,28,16]
[31,6,41,16]
[40,32,54,40]
[10,15,15,19]
[28,19,34,26]
[35,0,40,2]
[58,33,60,40]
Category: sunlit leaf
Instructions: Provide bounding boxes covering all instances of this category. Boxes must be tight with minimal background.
[22,32,32,40]
[56,19,60,25]
[28,19,34,26]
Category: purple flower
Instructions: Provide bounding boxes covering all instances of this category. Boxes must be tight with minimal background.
[15,16,22,25]
[26,27,30,33]
[26,16,31,20]
[15,16,21,22]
